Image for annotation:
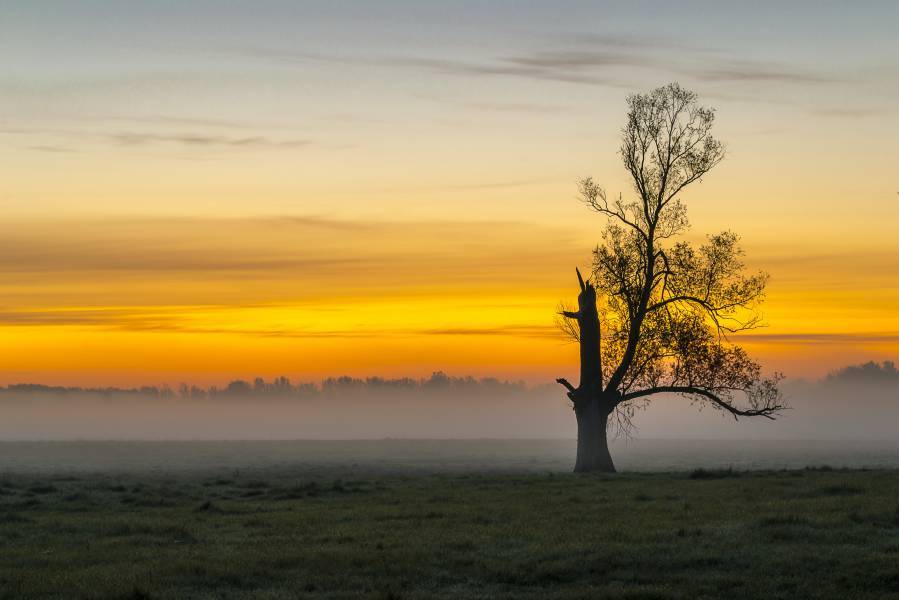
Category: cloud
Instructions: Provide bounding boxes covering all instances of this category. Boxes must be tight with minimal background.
[0,216,586,346]
[371,176,561,194]
[2,123,314,154]
[299,51,616,85]
[502,49,652,71]
[0,214,582,285]
[27,145,77,153]
[737,333,899,345]
[688,61,836,84]
[0,307,181,327]
[423,325,559,338]
[0,306,561,340]
[111,132,311,149]
[248,36,836,89]
[563,32,720,54]
[96,115,264,129]
[459,101,564,115]
[810,107,886,118]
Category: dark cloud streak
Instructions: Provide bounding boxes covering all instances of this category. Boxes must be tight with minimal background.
[738,333,899,344]
[249,36,837,88]
[811,107,886,118]
[689,62,836,84]
[0,307,560,340]
[111,132,311,149]
[26,145,77,153]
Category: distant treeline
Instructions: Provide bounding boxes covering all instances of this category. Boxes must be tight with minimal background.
[0,372,543,399]
[824,361,898,384]
[2,361,896,400]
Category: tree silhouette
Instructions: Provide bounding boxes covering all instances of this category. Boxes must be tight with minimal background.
[557,83,785,473]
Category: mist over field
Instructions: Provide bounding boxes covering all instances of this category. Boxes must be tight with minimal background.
[1,363,896,442]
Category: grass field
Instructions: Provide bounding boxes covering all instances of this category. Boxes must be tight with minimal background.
[2,467,899,599]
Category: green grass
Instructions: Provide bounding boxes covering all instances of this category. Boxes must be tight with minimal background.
[2,468,899,599]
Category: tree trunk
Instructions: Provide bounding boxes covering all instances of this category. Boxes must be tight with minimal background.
[574,398,615,473]
[558,269,617,473]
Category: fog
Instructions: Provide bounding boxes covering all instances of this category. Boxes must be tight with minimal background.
[1,364,897,442]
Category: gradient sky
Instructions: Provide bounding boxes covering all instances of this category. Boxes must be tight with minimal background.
[2,1,898,386]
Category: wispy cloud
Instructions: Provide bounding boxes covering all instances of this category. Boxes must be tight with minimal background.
[2,125,314,153]
[0,303,563,341]
[248,33,837,89]
[111,131,311,149]
[738,333,899,345]
[373,177,561,194]
[563,32,719,54]
[97,115,262,129]
[255,49,618,86]
[4,301,896,349]
[0,215,585,347]
[689,61,836,84]
[810,107,887,118]
[423,325,558,338]
[27,145,77,153]
[0,215,581,281]
[460,101,564,115]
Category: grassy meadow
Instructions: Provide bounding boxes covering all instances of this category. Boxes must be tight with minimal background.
[2,466,899,599]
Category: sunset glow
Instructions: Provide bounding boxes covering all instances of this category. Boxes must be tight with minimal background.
[3,2,898,387]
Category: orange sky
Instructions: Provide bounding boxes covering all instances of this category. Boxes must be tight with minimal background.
[2,3,898,386]
[1,214,897,387]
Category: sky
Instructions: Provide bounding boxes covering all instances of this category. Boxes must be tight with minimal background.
[2,1,898,387]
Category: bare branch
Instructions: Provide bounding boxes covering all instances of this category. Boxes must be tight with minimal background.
[556,378,577,398]
[619,385,785,420]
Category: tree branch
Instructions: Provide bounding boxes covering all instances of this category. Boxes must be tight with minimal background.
[556,378,577,399]
[619,385,784,420]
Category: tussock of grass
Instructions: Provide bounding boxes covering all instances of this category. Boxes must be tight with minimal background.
[0,512,32,524]
[688,467,740,480]
[194,500,224,514]
[757,514,810,527]
[817,484,865,496]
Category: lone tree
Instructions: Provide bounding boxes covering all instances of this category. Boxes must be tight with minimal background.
[557,83,785,473]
